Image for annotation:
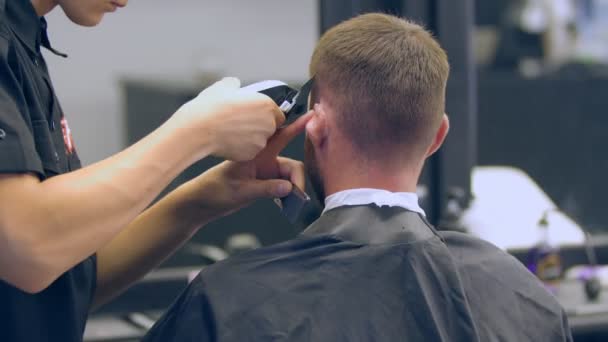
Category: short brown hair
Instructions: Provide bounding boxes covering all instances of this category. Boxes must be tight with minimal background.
[310,13,449,160]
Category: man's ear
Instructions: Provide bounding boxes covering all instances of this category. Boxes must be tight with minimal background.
[425,113,450,158]
[305,103,328,148]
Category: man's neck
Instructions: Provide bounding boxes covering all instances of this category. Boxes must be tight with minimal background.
[322,162,421,198]
[30,0,58,17]
[317,129,425,198]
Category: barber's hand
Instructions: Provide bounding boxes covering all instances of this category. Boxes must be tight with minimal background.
[171,77,285,162]
[176,112,312,223]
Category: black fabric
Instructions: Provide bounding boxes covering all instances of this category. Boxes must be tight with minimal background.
[0,0,81,177]
[144,205,573,342]
[0,1,95,341]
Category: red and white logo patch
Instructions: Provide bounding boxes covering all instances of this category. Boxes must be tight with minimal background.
[60,116,75,155]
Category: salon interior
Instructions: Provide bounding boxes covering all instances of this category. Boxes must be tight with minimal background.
[40,0,608,341]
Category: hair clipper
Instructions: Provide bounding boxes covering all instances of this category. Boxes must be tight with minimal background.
[241,79,315,224]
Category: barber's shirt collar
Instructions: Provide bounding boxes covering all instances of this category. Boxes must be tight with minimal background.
[323,188,425,216]
[7,0,67,57]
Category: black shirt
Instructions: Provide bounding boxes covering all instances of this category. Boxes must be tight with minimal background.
[144,206,573,342]
[0,0,96,341]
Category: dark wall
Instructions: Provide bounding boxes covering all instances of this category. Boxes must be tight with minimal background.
[477,72,608,233]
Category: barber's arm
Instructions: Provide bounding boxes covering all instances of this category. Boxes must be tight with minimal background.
[92,113,311,308]
[0,78,284,294]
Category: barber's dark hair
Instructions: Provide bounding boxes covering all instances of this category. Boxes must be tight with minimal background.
[310,13,449,159]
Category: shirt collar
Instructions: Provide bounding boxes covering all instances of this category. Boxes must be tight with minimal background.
[7,0,42,54]
[6,0,67,57]
[323,188,426,216]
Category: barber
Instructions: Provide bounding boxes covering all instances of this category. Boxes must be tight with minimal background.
[0,1,310,341]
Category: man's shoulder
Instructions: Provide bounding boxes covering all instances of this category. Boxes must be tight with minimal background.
[438,230,537,284]
[439,230,565,311]
[199,234,349,284]
[183,235,358,323]
[439,230,522,266]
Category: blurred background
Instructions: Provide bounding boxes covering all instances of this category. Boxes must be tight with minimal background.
[42,0,608,341]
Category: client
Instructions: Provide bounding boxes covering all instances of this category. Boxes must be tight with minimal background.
[144,13,572,342]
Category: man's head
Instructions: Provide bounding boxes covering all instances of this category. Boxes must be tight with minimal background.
[305,13,450,199]
[32,0,127,26]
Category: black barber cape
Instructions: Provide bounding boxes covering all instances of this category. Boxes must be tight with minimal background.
[144,205,572,342]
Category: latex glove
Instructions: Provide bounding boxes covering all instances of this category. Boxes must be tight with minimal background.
[170,77,286,162]
[175,112,312,223]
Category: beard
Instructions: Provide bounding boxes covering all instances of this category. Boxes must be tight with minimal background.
[304,136,326,204]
